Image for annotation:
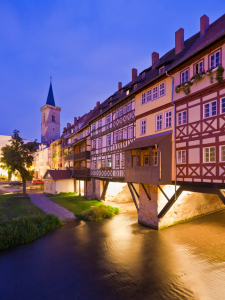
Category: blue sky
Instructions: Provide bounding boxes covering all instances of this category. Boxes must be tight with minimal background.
[1,0,225,142]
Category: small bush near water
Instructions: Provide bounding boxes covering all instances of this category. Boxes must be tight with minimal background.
[0,214,62,250]
[82,205,119,221]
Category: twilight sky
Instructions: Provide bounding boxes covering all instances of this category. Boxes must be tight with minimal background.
[1,0,225,142]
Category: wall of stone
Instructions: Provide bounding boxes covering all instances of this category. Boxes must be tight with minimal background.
[105,182,138,203]
[138,184,225,229]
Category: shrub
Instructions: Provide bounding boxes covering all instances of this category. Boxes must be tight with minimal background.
[0,214,62,250]
[82,204,119,221]
[40,184,44,190]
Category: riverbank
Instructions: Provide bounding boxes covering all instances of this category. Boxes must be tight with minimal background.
[46,193,119,220]
[0,193,62,250]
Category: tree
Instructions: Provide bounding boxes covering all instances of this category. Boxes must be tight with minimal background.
[0,130,37,196]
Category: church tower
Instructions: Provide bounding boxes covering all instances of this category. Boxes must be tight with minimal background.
[41,79,61,143]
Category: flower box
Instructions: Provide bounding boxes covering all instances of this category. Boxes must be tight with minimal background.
[106,167,112,170]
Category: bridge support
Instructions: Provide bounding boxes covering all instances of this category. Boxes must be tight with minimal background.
[138,184,225,230]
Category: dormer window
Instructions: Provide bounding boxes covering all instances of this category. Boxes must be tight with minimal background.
[126,90,129,95]
[142,72,145,79]
[159,66,165,74]
[134,84,137,90]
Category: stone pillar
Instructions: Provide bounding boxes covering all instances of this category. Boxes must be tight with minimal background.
[95,179,103,201]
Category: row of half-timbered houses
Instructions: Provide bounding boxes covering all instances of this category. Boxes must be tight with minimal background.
[42,13,225,229]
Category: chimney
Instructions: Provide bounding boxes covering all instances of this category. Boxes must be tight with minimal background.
[132,68,137,82]
[200,15,209,35]
[175,28,184,54]
[96,101,100,107]
[118,82,122,91]
[74,117,77,124]
[152,52,159,69]
[67,123,71,129]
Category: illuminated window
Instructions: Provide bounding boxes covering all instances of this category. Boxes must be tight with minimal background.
[102,159,105,168]
[107,158,112,167]
[126,90,129,95]
[204,147,215,163]
[152,150,158,166]
[220,146,225,162]
[115,154,120,167]
[177,150,186,164]
[204,101,217,118]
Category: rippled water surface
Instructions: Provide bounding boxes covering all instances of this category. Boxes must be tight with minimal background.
[1,210,225,300]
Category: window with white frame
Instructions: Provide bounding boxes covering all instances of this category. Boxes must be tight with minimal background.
[126,90,129,95]
[127,101,132,111]
[116,109,119,118]
[106,114,110,124]
[177,150,186,164]
[204,147,215,162]
[152,150,158,166]
[92,160,97,169]
[107,158,112,167]
[92,140,96,149]
[128,127,133,138]
[107,134,111,146]
[221,98,225,114]
[141,93,146,105]
[119,107,123,116]
[102,159,105,168]
[115,154,120,167]
[195,60,203,74]
[140,119,146,135]
[134,84,137,90]
[181,69,189,83]
[153,86,158,100]
[147,90,151,102]
[220,145,225,162]
[210,50,220,69]
[118,130,122,140]
[159,83,165,96]
[93,123,96,131]
[156,114,162,131]
[123,128,127,139]
[123,104,127,114]
[159,66,165,74]
[98,120,102,127]
[165,110,172,128]
[177,111,187,125]
[98,138,102,148]
[114,132,118,143]
[204,101,217,118]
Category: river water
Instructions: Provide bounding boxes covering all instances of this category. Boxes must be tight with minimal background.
[1,210,225,300]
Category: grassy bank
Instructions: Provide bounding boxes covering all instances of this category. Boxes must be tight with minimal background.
[0,194,62,250]
[47,194,119,220]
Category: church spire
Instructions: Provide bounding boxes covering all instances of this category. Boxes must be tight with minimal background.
[46,77,55,106]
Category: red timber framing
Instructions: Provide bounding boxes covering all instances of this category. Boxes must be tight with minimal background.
[175,82,225,184]
[90,98,136,180]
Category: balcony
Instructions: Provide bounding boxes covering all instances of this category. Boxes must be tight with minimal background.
[74,151,90,161]
[64,153,73,161]
[73,168,90,177]
[125,166,160,185]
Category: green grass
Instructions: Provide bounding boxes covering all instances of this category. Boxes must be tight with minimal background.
[48,194,119,220]
[0,194,62,250]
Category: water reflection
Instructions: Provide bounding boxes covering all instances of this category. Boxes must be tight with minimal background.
[0,210,225,300]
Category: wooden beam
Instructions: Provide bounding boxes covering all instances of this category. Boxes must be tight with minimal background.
[100,181,109,201]
[158,186,184,218]
[141,183,151,201]
[130,183,139,198]
[157,185,169,202]
[128,183,139,211]
[216,190,225,205]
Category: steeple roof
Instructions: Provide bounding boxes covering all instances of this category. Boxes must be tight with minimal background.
[46,81,55,106]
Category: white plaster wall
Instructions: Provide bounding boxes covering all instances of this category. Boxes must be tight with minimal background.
[55,179,74,194]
